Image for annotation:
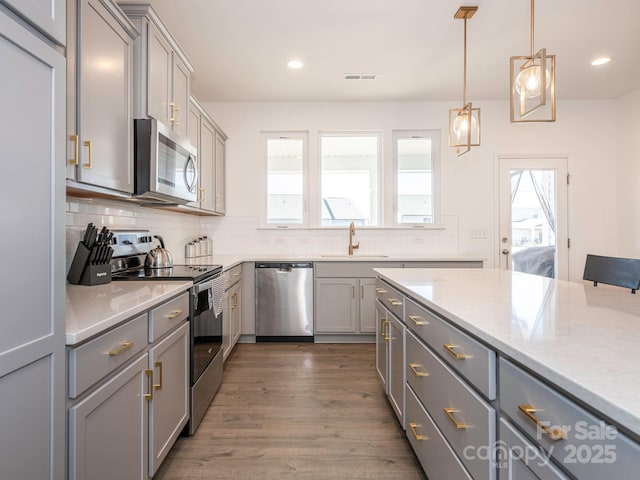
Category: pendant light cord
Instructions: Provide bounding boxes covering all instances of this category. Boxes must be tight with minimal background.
[530,0,535,57]
[463,16,467,106]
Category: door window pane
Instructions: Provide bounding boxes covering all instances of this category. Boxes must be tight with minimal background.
[395,133,437,224]
[266,136,305,224]
[320,134,380,226]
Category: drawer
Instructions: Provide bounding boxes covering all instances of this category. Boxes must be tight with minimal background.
[224,264,242,289]
[406,330,496,480]
[149,292,189,342]
[498,418,569,480]
[315,261,402,278]
[500,358,640,479]
[375,279,404,320]
[405,384,472,480]
[405,297,496,400]
[68,313,148,398]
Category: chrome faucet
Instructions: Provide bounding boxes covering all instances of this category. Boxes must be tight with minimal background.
[348,222,360,256]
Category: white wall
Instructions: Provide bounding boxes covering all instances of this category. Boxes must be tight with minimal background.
[616,89,640,257]
[202,99,619,281]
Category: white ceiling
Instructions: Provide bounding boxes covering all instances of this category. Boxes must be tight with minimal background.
[118,0,640,103]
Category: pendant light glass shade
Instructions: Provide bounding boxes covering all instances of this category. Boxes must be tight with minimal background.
[449,6,480,156]
[510,0,556,122]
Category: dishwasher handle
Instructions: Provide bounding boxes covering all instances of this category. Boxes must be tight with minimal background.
[255,262,313,269]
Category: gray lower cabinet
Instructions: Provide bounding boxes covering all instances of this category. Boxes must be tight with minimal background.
[223,264,243,360]
[375,301,389,391]
[68,354,149,480]
[388,312,405,427]
[148,322,189,476]
[68,293,190,479]
[377,274,640,480]
[0,7,65,480]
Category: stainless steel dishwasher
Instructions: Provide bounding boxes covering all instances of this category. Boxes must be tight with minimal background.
[255,262,314,341]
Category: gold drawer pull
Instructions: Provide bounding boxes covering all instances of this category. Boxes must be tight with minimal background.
[409,363,429,377]
[144,369,153,401]
[409,422,428,440]
[518,404,566,441]
[165,309,183,319]
[443,344,470,360]
[443,408,467,429]
[375,288,387,294]
[109,341,133,356]
[408,315,428,326]
[389,298,402,306]
[153,361,163,390]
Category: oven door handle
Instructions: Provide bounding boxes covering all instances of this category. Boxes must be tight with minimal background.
[194,280,213,294]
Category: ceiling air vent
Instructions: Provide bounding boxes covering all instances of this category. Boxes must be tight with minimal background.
[343,73,377,80]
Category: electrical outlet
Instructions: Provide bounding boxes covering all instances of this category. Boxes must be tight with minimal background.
[275,237,285,245]
[470,229,488,239]
[413,236,425,244]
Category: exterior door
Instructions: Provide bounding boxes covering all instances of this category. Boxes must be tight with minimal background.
[498,157,569,280]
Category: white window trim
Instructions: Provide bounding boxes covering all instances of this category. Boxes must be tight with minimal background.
[260,130,309,228]
[317,130,383,227]
[392,129,441,227]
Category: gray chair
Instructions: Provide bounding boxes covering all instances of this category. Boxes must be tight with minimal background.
[582,254,640,294]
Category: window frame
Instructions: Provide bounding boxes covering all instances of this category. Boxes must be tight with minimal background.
[261,130,309,228]
[392,129,441,227]
[318,130,383,227]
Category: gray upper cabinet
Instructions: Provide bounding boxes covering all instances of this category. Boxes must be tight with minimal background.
[1,0,66,44]
[0,7,65,480]
[67,0,137,193]
[187,95,228,215]
[119,3,193,139]
[214,130,226,214]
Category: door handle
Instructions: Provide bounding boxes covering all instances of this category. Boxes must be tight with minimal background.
[502,249,510,269]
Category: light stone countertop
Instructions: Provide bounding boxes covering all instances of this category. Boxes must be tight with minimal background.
[66,280,192,345]
[374,267,640,438]
[184,254,486,272]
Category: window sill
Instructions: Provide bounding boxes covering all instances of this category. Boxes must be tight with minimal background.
[257,225,446,231]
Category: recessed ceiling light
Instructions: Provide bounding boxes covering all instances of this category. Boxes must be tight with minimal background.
[287,60,303,69]
[591,57,612,66]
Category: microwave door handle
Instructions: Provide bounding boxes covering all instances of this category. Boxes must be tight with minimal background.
[185,154,198,192]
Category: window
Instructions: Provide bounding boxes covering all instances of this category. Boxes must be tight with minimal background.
[320,133,381,226]
[393,130,440,225]
[263,132,308,225]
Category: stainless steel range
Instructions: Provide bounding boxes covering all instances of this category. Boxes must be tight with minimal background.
[110,230,224,435]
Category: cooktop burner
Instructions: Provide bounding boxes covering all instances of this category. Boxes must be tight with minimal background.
[112,264,222,283]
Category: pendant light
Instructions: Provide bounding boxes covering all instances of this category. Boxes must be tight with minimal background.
[510,0,556,122]
[449,6,480,157]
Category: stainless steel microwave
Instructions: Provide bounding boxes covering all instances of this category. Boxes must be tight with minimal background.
[133,118,198,204]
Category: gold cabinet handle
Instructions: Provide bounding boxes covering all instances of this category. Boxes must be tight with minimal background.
[375,288,387,294]
[153,361,163,390]
[518,404,566,441]
[443,408,467,429]
[231,292,238,309]
[68,134,79,165]
[215,193,221,207]
[144,369,153,401]
[408,422,428,441]
[165,309,183,319]
[408,314,428,326]
[174,105,181,125]
[443,344,470,360]
[169,102,176,123]
[108,341,133,356]
[380,319,390,340]
[199,188,205,203]
[389,298,402,306]
[82,140,93,168]
[408,363,429,377]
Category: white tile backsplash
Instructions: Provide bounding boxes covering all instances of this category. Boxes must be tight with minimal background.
[66,197,462,271]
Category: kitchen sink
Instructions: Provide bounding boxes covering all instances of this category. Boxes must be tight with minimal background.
[321,254,389,258]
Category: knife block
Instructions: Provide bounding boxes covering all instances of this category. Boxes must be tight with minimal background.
[67,242,112,286]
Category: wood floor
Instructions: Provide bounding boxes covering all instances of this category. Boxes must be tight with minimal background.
[154,343,427,480]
